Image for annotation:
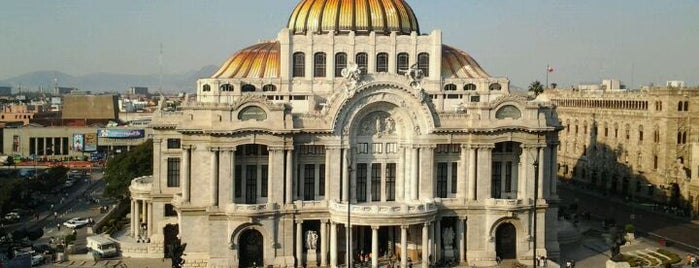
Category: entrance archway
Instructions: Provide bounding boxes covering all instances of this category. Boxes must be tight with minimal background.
[495,223,516,259]
[239,229,264,268]
[163,224,179,258]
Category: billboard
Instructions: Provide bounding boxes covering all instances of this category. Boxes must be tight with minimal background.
[97,129,145,139]
[73,133,84,152]
[84,133,97,152]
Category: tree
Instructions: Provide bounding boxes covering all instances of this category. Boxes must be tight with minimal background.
[528,80,544,96]
[103,139,153,200]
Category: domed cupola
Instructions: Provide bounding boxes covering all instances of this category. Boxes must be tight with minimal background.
[211,41,280,79]
[288,0,420,35]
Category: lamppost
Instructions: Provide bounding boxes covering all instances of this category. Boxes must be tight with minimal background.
[346,151,353,268]
[532,155,539,268]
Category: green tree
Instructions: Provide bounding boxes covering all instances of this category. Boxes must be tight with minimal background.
[528,80,544,96]
[103,139,153,200]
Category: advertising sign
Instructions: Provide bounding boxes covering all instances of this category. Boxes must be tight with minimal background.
[73,133,84,152]
[84,133,97,152]
[97,129,145,139]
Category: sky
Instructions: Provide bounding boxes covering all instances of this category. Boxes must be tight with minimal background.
[1,0,698,89]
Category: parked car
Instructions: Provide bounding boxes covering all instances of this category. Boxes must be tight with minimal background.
[63,217,90,228]
[3,212,20,222]
[31,253,44,266]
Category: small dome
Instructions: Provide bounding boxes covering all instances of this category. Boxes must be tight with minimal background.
[211,41,280,79]
[441,45,491,79]
[288,0,420,35]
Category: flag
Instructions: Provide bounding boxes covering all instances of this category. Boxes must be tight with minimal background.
[547,65,554,73]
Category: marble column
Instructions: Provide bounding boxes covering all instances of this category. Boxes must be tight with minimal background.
[397,145,405,201]
[210,148,219,207]
[457,144,468,200]
[342,148,350,202]
[401,225,408,268]
[296,220,303,268]
[411,147,419,201]
[321,220,328,267]
[268,147,285,204]
[330,222,337,268]
[538,146,545,198]
[227,149,236,204]
[457,217,465,264]
[476,145,493,200]
[467,146,477,200]
[182,147,191,202]
[286,149,294,204]
[422,223,429,268]
[130,200,135,236]
[147,201,153,237]
[419,145,435,200]
[550,143,558,196]
[134,200,141,237]
[435,219,441,262]
[372,226,379,268]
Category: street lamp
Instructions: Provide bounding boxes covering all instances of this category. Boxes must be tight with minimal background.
[346,150,353,268]
[532,154,539,268]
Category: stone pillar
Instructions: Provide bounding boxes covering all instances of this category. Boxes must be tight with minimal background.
[330,222,337,268]
[476,145,493,200]
[457,144,468,200]
[147,201,153,237]
[228,149,236,204]
[286,149,294,204]
[519,144,530,200]
[130,200,135,236]
[419,145,435,200]
[269,147,285,204]
[134,200,141,237]
[397,145,405,201]
[550,143,558,196]
[182,147,191,202]
[342,148,350,202]
[372,226,379,268]
[457,217,465,264]
[411,147,419,201]
[321,220,328,267]
[210,148,219,207]
[468,146,477,200]
[538,146,545,198]
[401,225,408,268]
[435,219,441,262]
[422,223,429,268]
[296,220,303,268]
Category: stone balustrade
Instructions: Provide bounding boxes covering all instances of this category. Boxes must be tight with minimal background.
[328,200,438,216]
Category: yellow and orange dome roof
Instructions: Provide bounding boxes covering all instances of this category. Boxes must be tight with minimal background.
[288,0,420,35]
[441,45,490,79]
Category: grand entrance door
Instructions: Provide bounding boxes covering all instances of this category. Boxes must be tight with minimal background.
[495,223,516,259]
[239,229,263,268]
[163,224,179,258]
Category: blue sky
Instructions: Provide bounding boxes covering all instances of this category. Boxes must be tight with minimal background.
[1,0,697,88]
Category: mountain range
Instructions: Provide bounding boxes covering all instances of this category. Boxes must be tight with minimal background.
[0,65,219,94]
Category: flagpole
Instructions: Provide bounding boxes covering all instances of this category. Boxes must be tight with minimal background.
[546,65,549,89]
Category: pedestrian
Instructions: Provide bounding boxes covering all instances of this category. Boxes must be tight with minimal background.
[56,223,61,231]
[496,255,501,264]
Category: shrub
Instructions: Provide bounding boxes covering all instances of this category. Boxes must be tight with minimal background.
[625,224,635,233]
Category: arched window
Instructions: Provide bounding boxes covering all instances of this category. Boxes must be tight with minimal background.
[417,52,429,77]
[654,128,660,143]
[489,83,502,91]
[625,124,630,140]
[444,84,457,91]
[638,126,644,142]
[314,52,326,77]
[220,84,234,92]
[334,52,347,77]
[684,101,689,111]
[376,53,389,73]
[293,52,305,77]
[241,84,256,92]
[678,101,683,111]
[464,83,477,91]
[262,84,277,92]
[396,53,409,74]
[203,84,211,92]
[356,53,368,74]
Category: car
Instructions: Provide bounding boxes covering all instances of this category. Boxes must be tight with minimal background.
[31,253,44,266]
[3,212,20,222]
[63,217,90,228]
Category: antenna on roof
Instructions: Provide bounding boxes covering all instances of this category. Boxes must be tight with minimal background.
[159,43,163,92]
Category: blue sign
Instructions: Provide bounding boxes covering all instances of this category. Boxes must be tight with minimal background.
[97,129,145,139]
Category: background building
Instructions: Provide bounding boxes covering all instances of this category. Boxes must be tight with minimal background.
[130,1,562,268]
[543,85,699,216]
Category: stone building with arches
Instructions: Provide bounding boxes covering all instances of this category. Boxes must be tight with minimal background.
[130,0,561,267]
[544,86,699,217]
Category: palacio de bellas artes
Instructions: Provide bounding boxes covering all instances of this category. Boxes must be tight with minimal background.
[129,0,562,267]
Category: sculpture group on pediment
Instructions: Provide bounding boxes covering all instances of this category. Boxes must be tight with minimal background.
[342,62,364,94]
[359,112,396,137]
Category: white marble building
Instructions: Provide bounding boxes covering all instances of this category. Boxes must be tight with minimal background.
[129,0,561,267]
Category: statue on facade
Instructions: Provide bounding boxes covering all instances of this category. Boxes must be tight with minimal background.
[305,230,318,250]
[341,62,363,93]
[401,63,424,89]
[442,227,455,248]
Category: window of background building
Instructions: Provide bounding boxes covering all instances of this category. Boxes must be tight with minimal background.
[417,52,429,77]
[437,163,448,198]
[386,163,396,201]
[356,53,368,74]
[371,163,381,201]
[396,53,409,74]
[356,164,367,202]
[376,53,388,73]
[318,164,325,196]
[464,83,476,91]
[167,138,181,149]
[335,52,347,77]
[167,158,181,187]
[314,52,327,77]
[293,52,305,77]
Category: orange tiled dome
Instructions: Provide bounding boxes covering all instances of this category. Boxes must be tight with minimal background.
[211,41,280,79]
[441,45,491,79]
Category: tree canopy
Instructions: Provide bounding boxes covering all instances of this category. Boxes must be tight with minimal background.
[528,80,544,96]
[103,139,153,200]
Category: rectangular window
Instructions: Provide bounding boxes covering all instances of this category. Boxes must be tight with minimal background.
[62,137,69,155]
[167,158,181,187]
[167,138,181,149]
[245,165,257,204]
[492,162,502,198]
[29,137,36,156]
[386,163,396,201]
[261,165,268,197]
[356,53,368,74]
[371,163,381,201]
[386,143,397,154]
[653,155,658,170]
[372,143,383,154]
[12,135,20,152]
[451,162,458,194]
[235,165,241,198]
[37,138,44,155]
[505,161,513,192]
[54,137,61,155]
[314,53,327,77]
[396,53,409,74]
[319,164,325,196]
[46,138,54,155]
[304,164,315,200]
[356,163,367,202]
[293,52,305,77]
[437,162,448,198]
[376,53,388,73]
[356,143,369,154]
[470,96,480,102]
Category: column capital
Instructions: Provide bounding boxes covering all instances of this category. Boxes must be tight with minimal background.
[424,221,431,227]
[521,143,545,149]
[268,145,286,152]
[296,219,304,224]
[417,144,437,149]
[371,225,380,230]
[325,145,343,150]
[473,143,495,150]
[183,145,196,150]
[222,147,237,152]
[208,146,221,152]
[401,225,409,230]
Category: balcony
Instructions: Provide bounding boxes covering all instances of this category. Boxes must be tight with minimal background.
[225,203,278,216]
[328,200,439,226]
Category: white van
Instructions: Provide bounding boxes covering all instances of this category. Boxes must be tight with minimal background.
[86,235,119,258]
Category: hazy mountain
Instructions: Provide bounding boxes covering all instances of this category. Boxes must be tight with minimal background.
[0,65,218,94]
